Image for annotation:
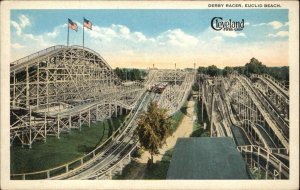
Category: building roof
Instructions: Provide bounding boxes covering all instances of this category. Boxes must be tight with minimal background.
[167,137,251,179]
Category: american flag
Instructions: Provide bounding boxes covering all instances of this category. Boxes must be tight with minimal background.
[68,19,78,31]
[83,18,92,30]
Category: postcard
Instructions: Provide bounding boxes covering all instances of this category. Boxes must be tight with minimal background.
[1,1,299,190]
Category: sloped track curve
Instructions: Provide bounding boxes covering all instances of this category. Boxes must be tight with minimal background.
[10,45,145,147]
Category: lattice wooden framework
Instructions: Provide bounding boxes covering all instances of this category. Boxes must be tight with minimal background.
[10,45,144,147]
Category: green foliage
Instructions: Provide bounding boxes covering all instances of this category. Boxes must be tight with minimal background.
[131,147,144,158]
[206,65,222,76]
[143,148,174,179]
[11,115,127,174]
[169,101,188,132]
[197,66,207,74]
[112,160,141,179]
[114,67,146,81]
[136,102,173,160]
[266,66,289,82]
[196,57,289,82]
[222,66,234,76]
[232,66,245,74]
[113,148,174,180]
[244,57,267,76]
[190,99,210,137]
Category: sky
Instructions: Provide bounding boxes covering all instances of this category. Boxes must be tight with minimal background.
[10,9,289,69]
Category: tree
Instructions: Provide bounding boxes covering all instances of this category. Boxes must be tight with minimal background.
[267,66,289,82]
[132,69,142,80]
[223,66,234,76]
[207,65,221,76]
[114,67,122,79]
[244,57,267,76]
[197,66,207,74]
[232,66,245,75]
[136,102,172,165]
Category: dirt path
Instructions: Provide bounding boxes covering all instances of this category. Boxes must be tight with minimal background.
[125,100,195,179]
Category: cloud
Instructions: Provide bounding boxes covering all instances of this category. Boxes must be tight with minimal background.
[253,23,266,27]
[253,21,287,29]
[11,42,24,49]
[85,24,198,48]
[268,21,283,29]
[10,19,288,68]
[19,15,31,28]
[11,15,62,60]
[156,29,199,47]
[267,31,289,38]
[46,24,67,38]
[11,21,22,36]
[11,15,31,36]
[132,32,147,42]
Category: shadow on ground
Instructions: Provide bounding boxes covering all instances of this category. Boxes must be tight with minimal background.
[114,148,174,180]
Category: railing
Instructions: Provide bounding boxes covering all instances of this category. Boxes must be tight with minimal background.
[11,45,65,66]
[235,75,289,148]
[11,114,130,179]
[10,45,115,77]
[241,75,289,134]
[72,45,112,70]
[251,74,289,103]
[262,74,289,93]
[58,91,148,179]
[31,102,73,112]
[89,141,138,180]
[237,145,289,179]
[241,120,269,149]
[270,148,289,155]
[11,91,148,180]
[255,84,289,118]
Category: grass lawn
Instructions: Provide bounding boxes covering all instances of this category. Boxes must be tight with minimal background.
[10,115,127,174]
[114,98,190,180]
[113,100,188,180]
[113,148,174,180]
[190,99,210,137]
[143,148,174,179]
[169,101,188,133]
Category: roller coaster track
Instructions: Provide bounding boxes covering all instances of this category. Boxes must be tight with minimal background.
[237,145,289,179]
[11,45,113,71]
[262,74,289,97]
[232,74,289,149]
[218,87,269,149]
[52,92,151,180]
[243,75,289,132]
[255,88,289,129]
[11,91,150,180]
[199,74,289,179]
[10,45,146,146]
[156,70,194,115]
[11,45,195,180]
[11,44,288,180]
[255,124,278,148]
[216,80,253,145]
[250,77,289,136]
[251,74,289,103]
[221,78,286,151]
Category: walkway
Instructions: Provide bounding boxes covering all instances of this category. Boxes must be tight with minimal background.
[124,100,195,179]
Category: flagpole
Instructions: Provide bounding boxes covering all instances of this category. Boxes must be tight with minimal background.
[67,19,69,46]
[83,18,85,49]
